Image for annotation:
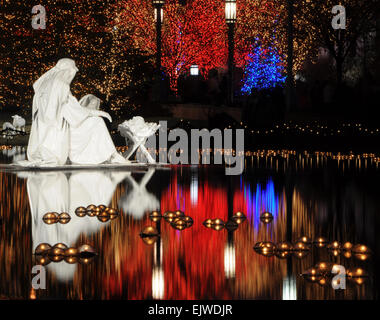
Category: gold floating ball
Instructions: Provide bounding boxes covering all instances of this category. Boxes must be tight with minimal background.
[171,219,187,231]
[212,224,225,231]
[86,204,97,216]
[48,247,65,262]
[140,226,159,238]
[174,210,185,217]
[347,268,368,279]
[313,236,328,248]
[64,256,79,264]
[97,211,110,223]
[213,218,225,226]
[142,236,159,245]
[149,211,162,222]
[297,236,312,245]
[163,211,176,223]
[294,250,310,259]
[34,255,50,266]
[78,244,97,258]
[182,216,193,228]
[318,277,329,287]
[275,242,293,258]
[106,208,119,220]
[225,220,238,232]
[260,212,273,224]
[58,212,71,224]
[53,243,68,251]
[203,219,213,228]
[64,247,79,257]
[352,244,371,254]
[42,212,59,224]
[315,262,332,274]
[253,241,276,257]
[343,250,352,259]
[34,243,52,255]
[97,204,107,212]
[302,267,323,278]
[342,242,353,250]
[329,249,341,257]
[327,241,341,250]
[231,212,246,224]
[353,277,367,285]
[293,241,310,251]
[75,207,87,217]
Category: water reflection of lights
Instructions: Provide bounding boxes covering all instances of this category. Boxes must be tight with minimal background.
[224,244,236,279]
[282,276,297,300]
[152,241,164,300]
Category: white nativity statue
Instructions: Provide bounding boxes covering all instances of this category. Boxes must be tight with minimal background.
[18,58,127,167]
[118,116,160,164]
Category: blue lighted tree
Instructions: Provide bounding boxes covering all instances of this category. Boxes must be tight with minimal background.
[241,42,286,94]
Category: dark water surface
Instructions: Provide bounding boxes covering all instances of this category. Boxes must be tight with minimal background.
[0,147,378,300]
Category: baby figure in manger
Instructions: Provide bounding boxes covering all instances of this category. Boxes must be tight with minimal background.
[18,58,127,167]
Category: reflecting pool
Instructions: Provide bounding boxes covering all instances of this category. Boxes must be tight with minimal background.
[0,147,378,300]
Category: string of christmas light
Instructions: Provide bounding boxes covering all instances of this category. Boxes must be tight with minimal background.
[241,40,286,93]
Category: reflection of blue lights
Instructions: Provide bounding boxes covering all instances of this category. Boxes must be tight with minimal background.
[244,178,279,227]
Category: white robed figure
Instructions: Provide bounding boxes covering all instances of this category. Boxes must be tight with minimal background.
[21,58,126,166]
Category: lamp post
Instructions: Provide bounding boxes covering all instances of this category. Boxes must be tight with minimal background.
[153,0,165,102]
[225,0,236,107]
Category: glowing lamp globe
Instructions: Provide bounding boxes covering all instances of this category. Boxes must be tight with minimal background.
[225,0,236,24]
[190,65,199,76]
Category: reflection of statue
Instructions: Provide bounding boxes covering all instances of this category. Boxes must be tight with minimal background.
[119,168,159,219]
[20,58,126,167]
[22,170,129,282]
[118,116,160,164]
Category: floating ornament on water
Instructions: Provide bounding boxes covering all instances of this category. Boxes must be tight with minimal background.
[171,219,187,231]
[78,244,97,258]
[97,204,107,213]
[58,212,71,224]
[86,204,97,217]
[42,212,59,224]
[140,226,159,238]
[313,236,328,248]
[64,256,79,264]
[293,241,310,259]
[163,211,176,223]
[342,242,353,250]
[327,241,341,250]
[347,268,368,279]
[97,211,110,223]
[53,243,68,251]
[203,219,213,228]
[64,247,79,257]
[275,242,293,259]
[253,241,276,257]
[75,207,87,217]
[34,243,52,255]
[231,212,246,224]
[174,210,185,218]
[34,255,50,266]
[297,236,312,245]
[149,211,162,222]
[106,208,119,220]
[48,247,65,262]
[225,220,238,232]
[211,219,225,231]
[183,216,193,228]
[352,244,371,261]
[260,212,273,224]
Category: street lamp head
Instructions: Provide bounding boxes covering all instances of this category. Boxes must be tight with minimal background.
[225,0,237,24]
[154,8,164,22]
[153,0,165,6]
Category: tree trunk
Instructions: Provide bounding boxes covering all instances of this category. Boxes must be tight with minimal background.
[286,0,295,113]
